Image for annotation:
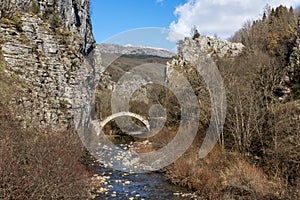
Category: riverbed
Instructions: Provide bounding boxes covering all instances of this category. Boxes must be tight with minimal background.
[97,166,199,200]
[94,141,199,199]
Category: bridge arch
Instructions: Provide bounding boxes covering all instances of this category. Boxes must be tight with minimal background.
[95,112,150,135]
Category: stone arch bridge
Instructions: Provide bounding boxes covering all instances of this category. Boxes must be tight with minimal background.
[92,112,150,136]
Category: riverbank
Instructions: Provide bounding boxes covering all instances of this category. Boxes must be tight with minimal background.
[87,138,202,199]
[164,143,300,200]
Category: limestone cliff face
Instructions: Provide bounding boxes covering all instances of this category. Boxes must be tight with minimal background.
[41,0,95,54]
[177,36,244,62]
[0,0,100,128]
[0,0,95,54]
[167,36,244,82]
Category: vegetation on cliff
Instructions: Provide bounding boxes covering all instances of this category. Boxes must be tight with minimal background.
[0,1,98,199]
[164,5,300,199]
[0,53,94,199]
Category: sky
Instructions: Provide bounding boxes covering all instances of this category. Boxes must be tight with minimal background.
[90,0,299,51]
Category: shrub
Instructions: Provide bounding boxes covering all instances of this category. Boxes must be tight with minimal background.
[166,146,224,199]
[0,109,91,199]
[191,26,200,40]
[166,145,281,199]
[31,0,40,14]
[50,13,61,29]
[9,13,23,32]
[220,159,278,198]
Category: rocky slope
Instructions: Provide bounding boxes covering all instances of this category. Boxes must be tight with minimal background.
[177,35,244,61]
[166,36,244,83]
[0,0,100,128]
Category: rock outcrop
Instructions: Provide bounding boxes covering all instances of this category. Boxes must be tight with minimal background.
[0,0,95,54]
[167,36,244,81]
[0,0,100,128]
[177,36,244,62]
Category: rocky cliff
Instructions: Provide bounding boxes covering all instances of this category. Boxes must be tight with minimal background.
[177,36,244,62]
[166,36,244,82]
[0,0,95,54]
[0,0,100,128]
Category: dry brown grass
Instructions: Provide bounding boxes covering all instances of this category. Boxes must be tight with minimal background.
[166,145,223,199]
[166,144,283,199]
[220,158,281,199]
[0,109,92,199]
[167,156,221,199]
[0,64,93,199]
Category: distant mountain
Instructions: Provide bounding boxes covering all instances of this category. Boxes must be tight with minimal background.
[98,43,176,58]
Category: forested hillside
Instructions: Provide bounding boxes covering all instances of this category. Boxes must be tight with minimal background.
[164,5,300,199]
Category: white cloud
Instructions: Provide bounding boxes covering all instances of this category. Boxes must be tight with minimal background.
[156,0,164,4]
[169,0,300,41]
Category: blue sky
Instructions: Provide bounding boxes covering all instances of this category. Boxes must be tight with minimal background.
[91,0,182,43]
[90,0,299,50]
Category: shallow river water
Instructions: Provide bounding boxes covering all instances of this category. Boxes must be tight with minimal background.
[93,141,201,200]
[97,166,199,200]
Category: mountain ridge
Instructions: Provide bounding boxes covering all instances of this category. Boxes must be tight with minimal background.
[98,43,176,58]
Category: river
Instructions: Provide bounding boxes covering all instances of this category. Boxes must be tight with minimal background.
[97,166,198,200]
[94,141,199,200]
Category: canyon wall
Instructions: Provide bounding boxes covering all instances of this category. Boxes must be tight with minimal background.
[0,0,100,128]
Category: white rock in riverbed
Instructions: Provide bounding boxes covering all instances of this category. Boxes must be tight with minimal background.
[124,180,131,185]
[111,193,117,197]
